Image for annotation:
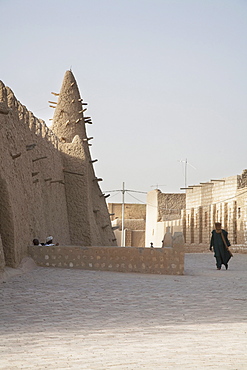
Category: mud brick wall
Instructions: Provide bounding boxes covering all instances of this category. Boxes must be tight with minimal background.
[158,192,185,221]
[0,71,116,269]
[108,203,146,221]
[28,243,184,275]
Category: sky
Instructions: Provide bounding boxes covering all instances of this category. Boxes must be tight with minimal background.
[1,0,247,203]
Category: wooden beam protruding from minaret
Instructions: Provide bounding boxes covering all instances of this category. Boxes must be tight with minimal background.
[11,152,21,159]
[32,156,47,162]
[26,144,36,151]
[83,137,93,142]
[79,108,87,113]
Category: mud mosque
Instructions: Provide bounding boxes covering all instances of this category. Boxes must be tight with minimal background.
[0,70,117,270]
[0,70,246,276]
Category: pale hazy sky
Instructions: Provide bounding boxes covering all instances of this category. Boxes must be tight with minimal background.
[1,0,247,203]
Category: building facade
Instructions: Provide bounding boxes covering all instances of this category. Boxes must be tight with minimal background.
[0,71,116,270]
[108,203,146,247]
[184,171,247,247]
[145,170,247,250]
[145,190,186,247]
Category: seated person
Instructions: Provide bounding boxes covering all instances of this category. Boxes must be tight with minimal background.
[33,238,42,246]
[45,236,59,246]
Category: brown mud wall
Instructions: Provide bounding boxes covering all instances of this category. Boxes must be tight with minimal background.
[0,71,116,269]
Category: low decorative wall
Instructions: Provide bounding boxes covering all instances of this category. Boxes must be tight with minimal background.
[28,234,184,275]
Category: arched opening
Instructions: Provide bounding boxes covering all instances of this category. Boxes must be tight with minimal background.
[0,176,15,267]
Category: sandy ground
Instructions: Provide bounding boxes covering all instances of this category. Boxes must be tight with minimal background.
[0,253,247,369]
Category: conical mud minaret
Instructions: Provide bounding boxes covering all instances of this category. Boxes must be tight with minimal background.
[51,70,87,143]
[52,70,116,246]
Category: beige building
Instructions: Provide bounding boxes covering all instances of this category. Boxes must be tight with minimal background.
[145,190,186,247]
[108,203,146,247]
[145,170,247,250]
[184,171,247,247]
[0,71,116,270]
[111,170,247,251]
[108,192,186,248]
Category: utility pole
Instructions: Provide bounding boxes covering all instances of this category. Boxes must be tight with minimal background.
[103,184,147,247]
[178,158,196,189]
[121,182,125,247]
[185,158,188,189]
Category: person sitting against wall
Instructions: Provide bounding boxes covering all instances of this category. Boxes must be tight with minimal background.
[210,222,232,270]
[33,238,42,246]
[45,236,59,246]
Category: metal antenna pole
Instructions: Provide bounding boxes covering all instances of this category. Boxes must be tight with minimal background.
[121,182,125,247]
[178,158,195,189]
[185,158,187,189]
[103,183,147,247]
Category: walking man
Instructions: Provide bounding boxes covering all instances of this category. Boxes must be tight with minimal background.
[210,222,232,270]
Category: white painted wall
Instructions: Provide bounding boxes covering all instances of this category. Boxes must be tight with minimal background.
[145,190,161,247]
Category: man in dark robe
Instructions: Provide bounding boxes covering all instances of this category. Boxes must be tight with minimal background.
[210,222,232,270]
